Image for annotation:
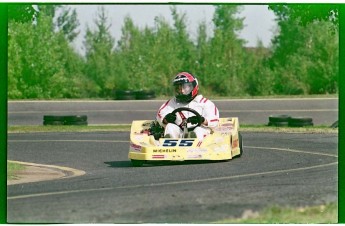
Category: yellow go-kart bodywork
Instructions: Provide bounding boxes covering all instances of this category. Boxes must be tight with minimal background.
[128,117,243,166]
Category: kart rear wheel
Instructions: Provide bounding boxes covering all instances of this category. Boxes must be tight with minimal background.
[131,159,144,167]
[238,132,243,157]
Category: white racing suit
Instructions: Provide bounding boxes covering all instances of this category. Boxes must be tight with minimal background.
[156,94,219,140]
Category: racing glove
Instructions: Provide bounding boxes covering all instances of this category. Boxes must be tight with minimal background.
[164,113,176,123]
[187,116,205,125]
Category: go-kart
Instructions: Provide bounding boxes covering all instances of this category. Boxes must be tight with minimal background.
[128,107,243,166]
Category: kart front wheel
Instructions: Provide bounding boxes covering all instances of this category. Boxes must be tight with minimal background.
[131,159,144,167]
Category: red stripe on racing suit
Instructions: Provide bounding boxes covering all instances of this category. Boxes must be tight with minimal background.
[157,100,170,119]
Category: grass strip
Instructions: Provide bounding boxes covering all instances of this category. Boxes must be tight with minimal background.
[7,161,25,180]
[240,124,338,134]
[215,203,338,224]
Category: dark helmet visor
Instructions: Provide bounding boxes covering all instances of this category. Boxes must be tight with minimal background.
[174,83,193,95]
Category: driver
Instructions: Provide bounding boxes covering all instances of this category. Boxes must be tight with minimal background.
[156,72,219,140]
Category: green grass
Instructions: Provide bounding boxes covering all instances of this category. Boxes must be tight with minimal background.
[215,203,338,223]
[240,124,338,134]
[7,124,338,134]
[7,161,25,180]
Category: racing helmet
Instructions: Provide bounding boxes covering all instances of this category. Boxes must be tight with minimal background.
[173,72,199,103]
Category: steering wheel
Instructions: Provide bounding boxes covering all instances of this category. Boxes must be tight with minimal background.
[171,107,203,130]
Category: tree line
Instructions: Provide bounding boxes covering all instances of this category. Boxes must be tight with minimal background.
[7,4,339,99]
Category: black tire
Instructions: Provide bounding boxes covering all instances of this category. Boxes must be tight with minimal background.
[131,159,144,167]
[135,90,156,100]
[331,121,338,128]
[288,117,313,127]
[64,115,88,122]
[289,117,313,123]
[232,132,243,158]
[43,120,64,126]
[43,115,65,121]
[142,94,155,100]
[268,114,291,123]
[119,94,136,100]
[238,132,243,157]
[115,90,136,100]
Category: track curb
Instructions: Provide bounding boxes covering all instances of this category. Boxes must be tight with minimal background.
[7,160,86,185]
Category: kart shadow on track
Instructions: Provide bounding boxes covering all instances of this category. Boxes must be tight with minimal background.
[104,161,133,168]
[104,160,230,168]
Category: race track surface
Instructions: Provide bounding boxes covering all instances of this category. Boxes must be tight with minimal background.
[7,131,338,223]
[8,98,338,126]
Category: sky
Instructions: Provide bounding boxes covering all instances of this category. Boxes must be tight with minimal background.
[67,4,278,54]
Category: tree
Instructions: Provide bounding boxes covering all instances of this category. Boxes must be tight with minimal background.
[37,5,60,18]
[268,4,339,95]
[84,6,116,97]
[148,15,183,95]
[195,20,210,87]
[170,6,196,70]
[8,13,64,98]
[57,6,80,42]
[8,7,85,99]
[202,5,247,96]
[283,21,338,94]
[115,7,197,96]
[243,43,274,96]
[8,4,38,23]
[269,4,339,26]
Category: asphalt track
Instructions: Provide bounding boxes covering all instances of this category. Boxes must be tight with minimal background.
[7,99,338,223]
[7,131,338,223]
[8,98,338,125]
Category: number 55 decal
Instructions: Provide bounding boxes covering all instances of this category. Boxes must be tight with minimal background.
[163,139,194,147]
[179,139,194,147]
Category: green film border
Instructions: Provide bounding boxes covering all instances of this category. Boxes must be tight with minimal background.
[339,3,344,224]
[1,2,343,224]
[0,3,7,224]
